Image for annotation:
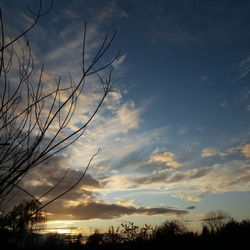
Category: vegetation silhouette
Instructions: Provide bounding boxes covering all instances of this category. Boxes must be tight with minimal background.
[0,207,250,250]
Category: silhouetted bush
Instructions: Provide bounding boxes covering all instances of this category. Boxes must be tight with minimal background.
[1,214,250,250]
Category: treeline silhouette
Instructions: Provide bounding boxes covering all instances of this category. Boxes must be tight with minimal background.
[1,204,250,250]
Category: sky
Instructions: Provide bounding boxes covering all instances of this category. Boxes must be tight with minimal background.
[1,0,250,235]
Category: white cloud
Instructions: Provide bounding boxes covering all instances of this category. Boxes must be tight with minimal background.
[99,159,250,202]
[241,144,250,158]
[201,147,228,158]
[116,101,142,131]
[149,151,183,168]
[172,193,203,202]
[93,2,128,24]
[116,198,136,207]
[201,147,218,157]
[223,143,250,159]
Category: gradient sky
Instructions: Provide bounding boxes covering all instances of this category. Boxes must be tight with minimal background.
[1,0,250,234]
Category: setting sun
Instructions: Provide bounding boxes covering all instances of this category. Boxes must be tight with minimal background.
[56,229,71,235]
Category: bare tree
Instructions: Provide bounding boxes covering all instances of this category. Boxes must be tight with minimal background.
[0,0,119,214]
[202,210,232,233]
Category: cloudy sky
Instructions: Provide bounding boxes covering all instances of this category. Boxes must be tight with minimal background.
[1,0,250,234]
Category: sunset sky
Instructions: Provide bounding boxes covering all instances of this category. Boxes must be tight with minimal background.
[1,0,250,234]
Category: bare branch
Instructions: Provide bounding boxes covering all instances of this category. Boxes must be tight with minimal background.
[0,0,119,218]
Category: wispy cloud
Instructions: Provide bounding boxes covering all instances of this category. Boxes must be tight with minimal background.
[113,54,127,70]
[201,143,250,159]
[238,56,250,80]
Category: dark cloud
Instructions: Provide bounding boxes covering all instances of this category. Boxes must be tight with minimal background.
[48,201,188,220]
[24,155,102,191]
[131,174,167,187]
[8,156,187,221]
[127,167,211,187]
[4,154,103,211]
[186,206,196,210]
[190,168,211,179]
[168,168,211,183]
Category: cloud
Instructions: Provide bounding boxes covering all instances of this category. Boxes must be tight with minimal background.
[149,151,182,168]
[201,147,228,158]
[0,1,175,223]
[47,201,188,220]
[100,167,211,191]
[92,1,128,24]
[220,101,227,108]
[241,144,250,158]
[3,154,104,210]
[177,127,188,135]
[201,147,219,157]
[116,198,136,207]
[116,101,142,131]
[66,102,166,177]
[224,143,250,159]
[113,54,127,70]
[100,158,250,202]
[238,56,250,80]
[0,0,144,172]
[186,206,196,210]
[2,0,149,202]
[6,0,250,222]
[201,143,250,160]
[12,153,190,221]
[26,155,102,189]
[172,192,206,202]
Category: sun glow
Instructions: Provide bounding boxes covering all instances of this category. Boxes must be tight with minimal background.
[57,229,71,234]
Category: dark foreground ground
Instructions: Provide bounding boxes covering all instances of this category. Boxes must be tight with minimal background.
[1,219,250,250]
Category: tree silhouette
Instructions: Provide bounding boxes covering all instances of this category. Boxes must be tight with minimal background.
[0,199,46,233]
[202,210,232,233]
[0,0,119,216]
